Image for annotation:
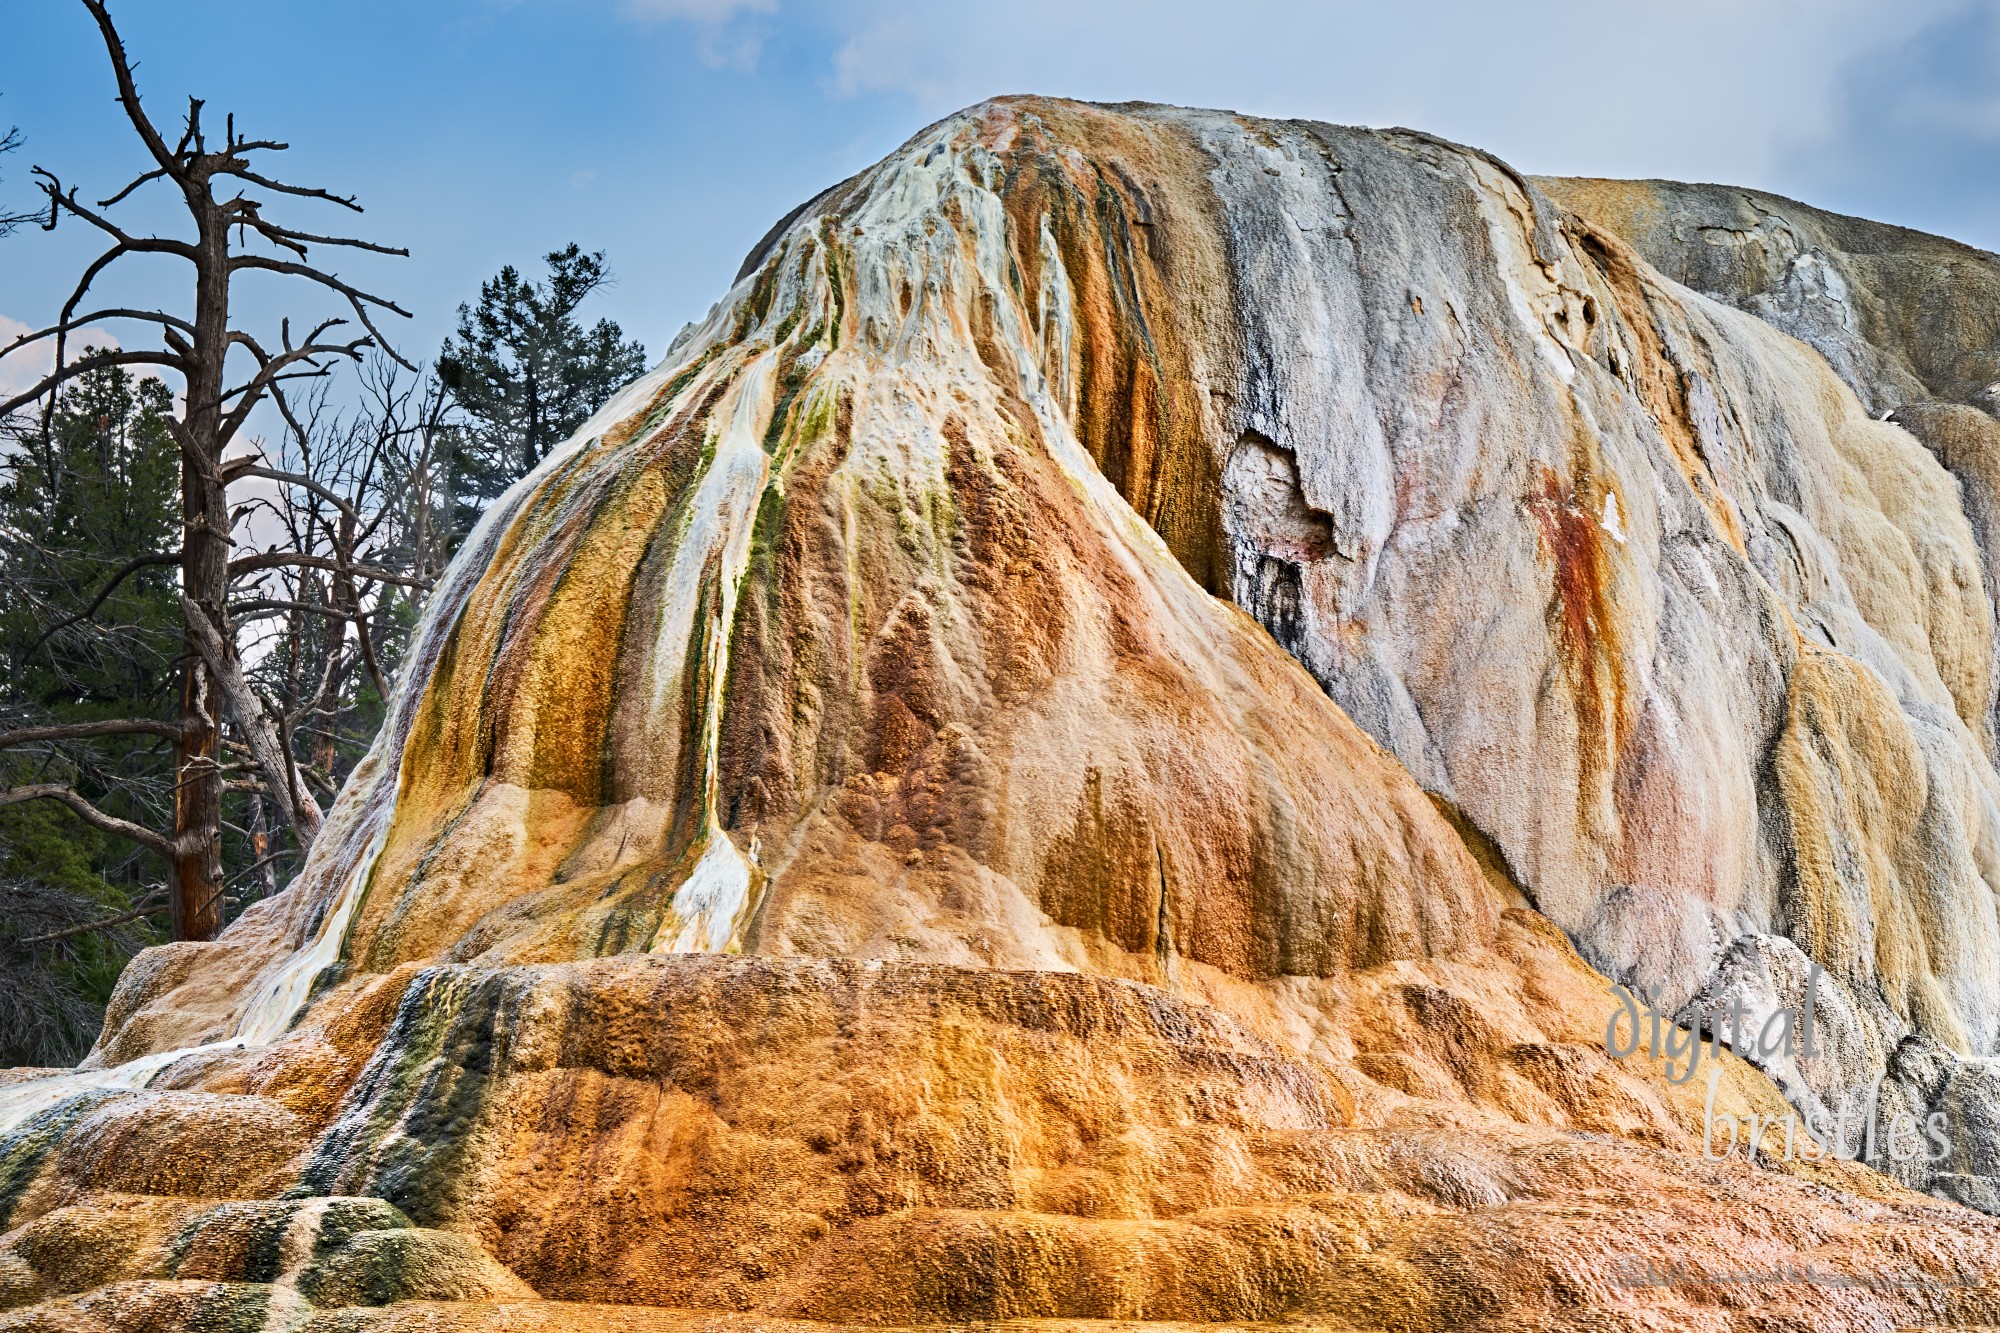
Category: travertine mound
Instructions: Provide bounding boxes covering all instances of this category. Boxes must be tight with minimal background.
[6,98,2000,1329]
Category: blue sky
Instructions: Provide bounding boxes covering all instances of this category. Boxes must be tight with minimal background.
[2,0,1996,390]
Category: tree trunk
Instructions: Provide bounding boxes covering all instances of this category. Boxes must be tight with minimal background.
[172,460,230,939]
[171,654,224,940]
[249,793,278,898]
[169,177,233,943]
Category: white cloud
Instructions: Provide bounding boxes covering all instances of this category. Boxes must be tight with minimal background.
[571,167,598,189]
[806,0,1965,191]
[832,19,928,100]
[0,313,119,403]
[0,315,34,400]
[620,0,777,68]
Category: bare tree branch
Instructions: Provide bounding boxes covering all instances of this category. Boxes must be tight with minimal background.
[0,309,196,361]
[96,165,169,208]
[350,605,391,701]
[228,255,414,369]
[80,0,179,173]
[247,219,408,258]
[228,598,363,623]
[18,896,167,946]
[0,784,177,860]
[232,463,360,524]
[179,594,322,846]
[0,351,192,419]
[218,167,361,212]
[0,720,183,748]
[38,242,171,408]
[0,125,37,237]
[225,199,408,260]
[33,170,199,260]
[13,550,179,665]
[228,550,427,589]
[213,319,372,444]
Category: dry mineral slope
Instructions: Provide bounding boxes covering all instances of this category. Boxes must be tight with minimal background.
[5,97,2000,1331]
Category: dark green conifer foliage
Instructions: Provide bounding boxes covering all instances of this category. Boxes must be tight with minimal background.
[0,365,179,1064]
[437,244,648,536]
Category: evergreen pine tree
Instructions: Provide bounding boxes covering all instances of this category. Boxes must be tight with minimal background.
[437,244,648,537]
[0,364,180,1063]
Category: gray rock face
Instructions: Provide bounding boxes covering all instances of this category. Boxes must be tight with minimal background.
[1548,177,2000,767]
[1479,176,2000,1201]
[1538,177,2000,414]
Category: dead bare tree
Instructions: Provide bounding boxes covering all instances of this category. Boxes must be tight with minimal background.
[0,0,412,940]
[231,358,449,851]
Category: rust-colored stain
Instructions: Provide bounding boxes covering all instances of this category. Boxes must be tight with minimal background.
[1526,462,1627,762]
[1573,221,1748,555]
[990,102,1233,594]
